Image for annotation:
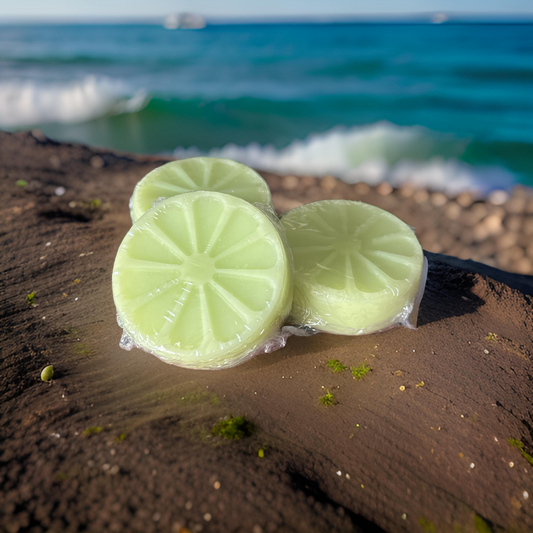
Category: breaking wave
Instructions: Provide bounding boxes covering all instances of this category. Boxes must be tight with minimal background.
[0,76,149,128]
[174,123,516,195]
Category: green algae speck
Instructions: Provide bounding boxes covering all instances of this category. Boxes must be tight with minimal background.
[319,390,337,406]
[326,359,348,373]
[180,390,220,406]
[351,362,370,380]
[26,291,37,306]
[474,514,493,533]
[212,416,254,440]
[418,517,436,533]
[16,179,28,188]
[72,343,92,356]
[258,448,265,458]
[508,438,533,466]
[115,433,127,443]
[82,426,103,437]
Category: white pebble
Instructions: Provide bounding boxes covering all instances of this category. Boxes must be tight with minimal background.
[203,513,212,522]
[470,463,475,469]
[524,491,529,500]
[55,186,66,196]
[336,470,341,476]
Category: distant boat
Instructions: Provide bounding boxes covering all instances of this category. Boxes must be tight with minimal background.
[431,13,449,24]
[164,13,206,30]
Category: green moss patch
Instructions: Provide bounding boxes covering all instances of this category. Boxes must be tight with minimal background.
[26,291,37,306]
[326,359,348,373]
[351,362,370,380]
[319,390,337,406]
[508,438,533,466]
[212,416,254,440]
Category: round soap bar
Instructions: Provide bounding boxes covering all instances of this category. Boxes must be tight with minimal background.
[280,200,424,335]
[130,157,274,223]
[113,191,292,369]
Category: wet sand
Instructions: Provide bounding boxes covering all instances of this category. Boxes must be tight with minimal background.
[1,131,532,533]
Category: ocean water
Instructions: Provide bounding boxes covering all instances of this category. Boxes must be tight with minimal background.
[1,22,532,193]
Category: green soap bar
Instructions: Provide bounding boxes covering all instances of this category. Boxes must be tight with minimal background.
[113,191,292,369]
[281,200,424,335]
[130,157,274,223]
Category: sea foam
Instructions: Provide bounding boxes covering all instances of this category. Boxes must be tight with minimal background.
[174,123,515,195]
[0,76,148,128]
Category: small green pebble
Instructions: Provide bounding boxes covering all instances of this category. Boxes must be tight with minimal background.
[16,179,28,188]
[258,448,265,458]
[326,359,348,373]
[351,362,370,380]
[40,365,54,382]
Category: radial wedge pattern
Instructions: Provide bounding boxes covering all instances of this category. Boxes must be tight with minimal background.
[129,157,274,223]
[114,191,292,369]
[280,200,424,335]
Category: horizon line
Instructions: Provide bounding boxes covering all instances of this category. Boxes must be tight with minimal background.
[1,12,533,25]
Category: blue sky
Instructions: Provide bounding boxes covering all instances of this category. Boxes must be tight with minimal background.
[1,0,532,19]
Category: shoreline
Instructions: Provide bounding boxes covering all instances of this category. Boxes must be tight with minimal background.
[1,130,532,532]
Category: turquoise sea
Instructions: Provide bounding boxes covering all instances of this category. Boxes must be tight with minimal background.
[1,22,532,193]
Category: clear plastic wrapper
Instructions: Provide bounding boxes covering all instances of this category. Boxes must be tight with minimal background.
[113,191,293,370]
[280,200,427,336]
[129,157,274,223]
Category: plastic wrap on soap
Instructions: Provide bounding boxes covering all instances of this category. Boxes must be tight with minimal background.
[280,199,427,336]
[113,190,293,370]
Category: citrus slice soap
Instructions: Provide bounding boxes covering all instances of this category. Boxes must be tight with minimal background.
[280,200,424,335]
[113,191,292,369]
[130,157,274,223]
